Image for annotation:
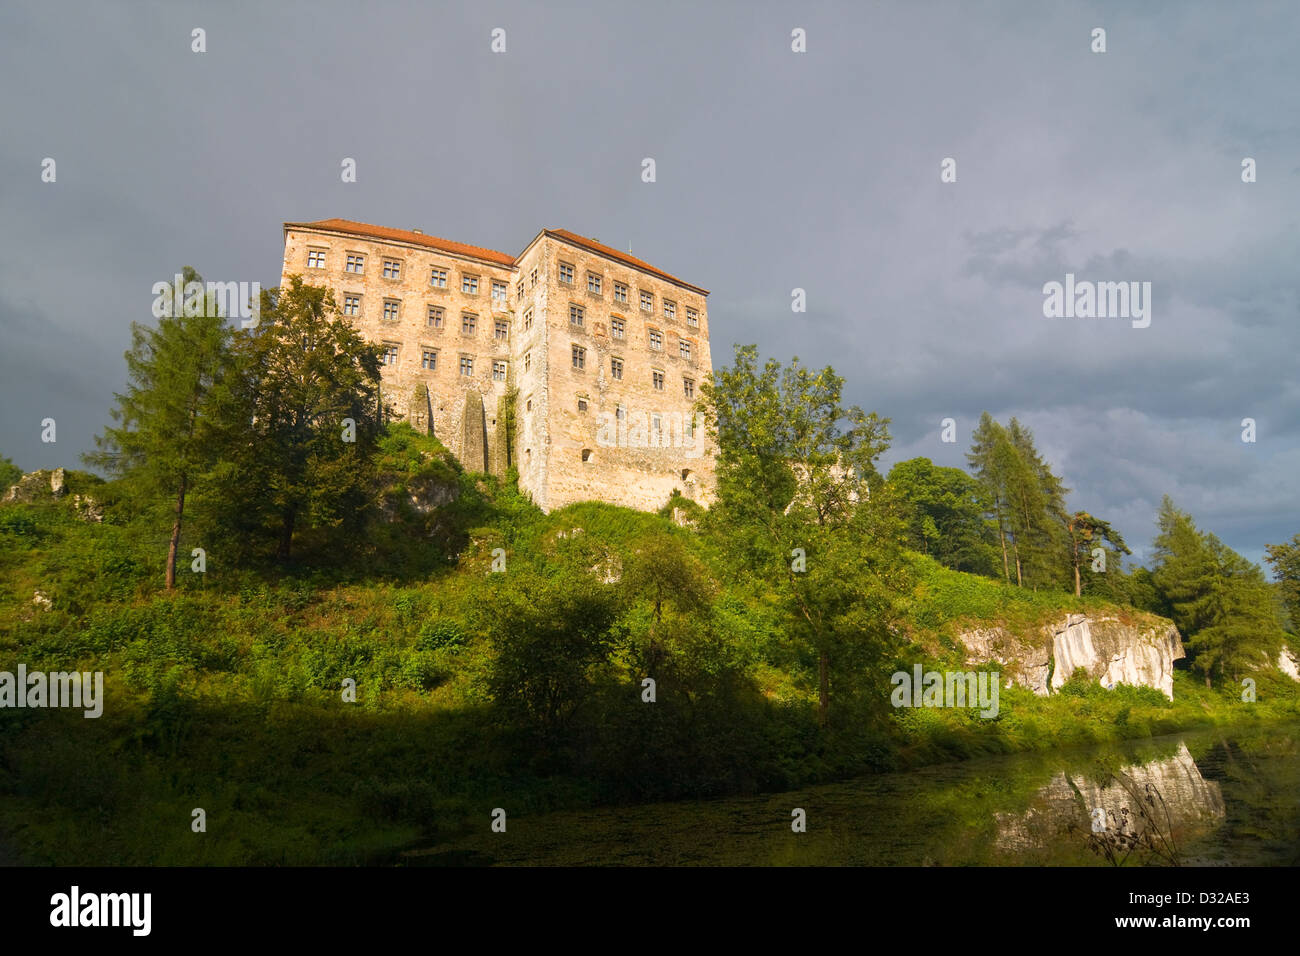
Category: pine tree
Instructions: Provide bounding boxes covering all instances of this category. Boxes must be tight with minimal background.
[967,413,1012,583]
[1151,497,1284,685]
[1264,534,1300,632]
[84,266,236,589]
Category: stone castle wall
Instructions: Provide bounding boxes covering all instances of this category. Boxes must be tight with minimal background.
[280,221,715,512]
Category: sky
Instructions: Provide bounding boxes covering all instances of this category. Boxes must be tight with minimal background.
[1,0,1296,569]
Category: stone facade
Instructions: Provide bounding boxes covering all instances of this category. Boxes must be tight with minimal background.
[280,219,715,512]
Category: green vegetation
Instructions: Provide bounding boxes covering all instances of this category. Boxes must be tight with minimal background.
[1,302,1296,865]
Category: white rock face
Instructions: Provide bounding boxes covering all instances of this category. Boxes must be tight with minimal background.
[960,626,1051,694]
[1279,646,1300,682]
[959,613,1186,700]
[1049,614,1185,700]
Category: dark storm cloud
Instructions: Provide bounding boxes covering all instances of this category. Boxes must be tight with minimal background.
[1,0,1296,566]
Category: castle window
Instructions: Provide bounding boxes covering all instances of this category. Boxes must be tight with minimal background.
[679,340,691,361]
[587,272,602,294]
[494,319,509,340]
[664,300,676,321]
[383,299,400,321]
[572,345,586,369]
[686,307,699,328]
[462,313,477,334]
[683,376,695,399]
[346,253,365,274]
[611,317,625,339]
[382,343,399,366]
[462,274,479,294]
[430,267,447,288]
[570,304,584,328]
[523,308,534,331]
[640,290,653,312]
[383,259,401,279]
[526,399,532,412]
[558,262,575,284]
[652,370,664,391]
[581,448,593,463]
[530,267,538,288]
[343,294,361,316]
[652,414,662,441]
[515,281,523,301]
[492,280,508,303]
[616,404,626,421]
[648,329,663,350]
[577,398,588,412]
[610,357,623,380]
[307,249,326,268]
[460,356,474,377]
[421,349,438,370]
[524,351,531,372]
[493,360,507,382]
[613,282,628,304]
[427,305,444,328]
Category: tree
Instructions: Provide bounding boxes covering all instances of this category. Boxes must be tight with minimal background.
[215,277,383,561]
[1151,497,1284,685]
[486,567,619,740]
[84,267,236,588]
[885,457,998,575]
[1264,534,1300,632]
[1005,418,1070,590]
[1067,510,1130,597]
[967,414,1071,590]
[967,413,1013,583]
[702,345,910,727]
[0,454,22,491]
[621,530,716,676]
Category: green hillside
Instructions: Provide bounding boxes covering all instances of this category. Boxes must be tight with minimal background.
[2,452,1296,865]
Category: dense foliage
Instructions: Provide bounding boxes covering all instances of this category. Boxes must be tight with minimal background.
[0,302,1295,864]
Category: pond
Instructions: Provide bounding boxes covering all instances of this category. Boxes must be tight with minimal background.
[408,722,1300,866]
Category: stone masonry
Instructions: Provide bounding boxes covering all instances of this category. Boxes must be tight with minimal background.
[280,219,716,512]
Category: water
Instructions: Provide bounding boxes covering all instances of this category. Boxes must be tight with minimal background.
[409,722,1300,865]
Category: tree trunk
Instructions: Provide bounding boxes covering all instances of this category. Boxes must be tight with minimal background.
[278,507,295,561]
[997,514,1010,583]
[1073,560,1081,597]
[818,650,829,728]
[165,475,188,590]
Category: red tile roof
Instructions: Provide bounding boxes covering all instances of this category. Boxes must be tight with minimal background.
[542,229,707,295]
[288,219,516,268]
[284,220,707,295]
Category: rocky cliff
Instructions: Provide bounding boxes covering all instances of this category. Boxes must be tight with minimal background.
[959,612,1186,700]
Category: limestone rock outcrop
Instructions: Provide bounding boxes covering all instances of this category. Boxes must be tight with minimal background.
[959,613,1186,699]
[1279,646,1300,682]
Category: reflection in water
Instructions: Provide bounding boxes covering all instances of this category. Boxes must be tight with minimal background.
[409,723,1300,866]
[995,744,1226,862]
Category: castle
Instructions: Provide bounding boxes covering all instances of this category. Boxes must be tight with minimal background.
[280,219,716,512]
